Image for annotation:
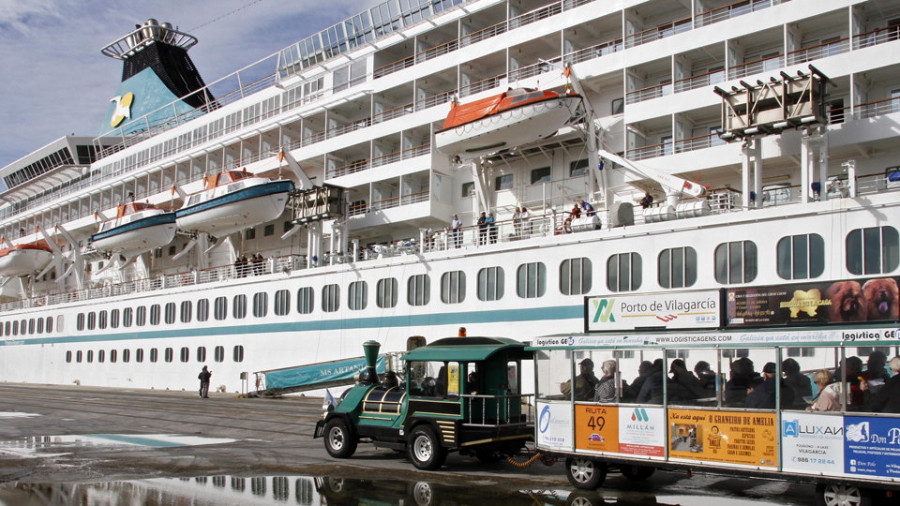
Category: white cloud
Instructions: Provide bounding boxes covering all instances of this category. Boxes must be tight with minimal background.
[0,0,382,169]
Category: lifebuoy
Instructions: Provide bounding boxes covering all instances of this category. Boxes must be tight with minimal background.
[564,217,573,234]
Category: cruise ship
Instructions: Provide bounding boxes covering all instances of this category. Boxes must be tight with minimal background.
[1,0,899,393]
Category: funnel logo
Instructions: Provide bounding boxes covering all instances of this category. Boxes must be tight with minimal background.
[631,408,648,422]
[592,298,615,323]
[110,92,134,127]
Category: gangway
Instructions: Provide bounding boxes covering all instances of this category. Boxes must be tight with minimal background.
[249,354,389,397]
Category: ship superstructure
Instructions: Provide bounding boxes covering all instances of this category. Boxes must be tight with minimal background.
[0,0,898,392]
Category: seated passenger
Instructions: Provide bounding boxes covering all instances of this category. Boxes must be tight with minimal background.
[622,361,653,401]
[668,359,706,403]
[560,359,599,401]
[636,359,665,404]
[844,356,866,410]
[781,358,812,409]
[694,361,718,391]
[746,362,794,409]
[593,360,617,403]
[869,356,900,413]
[810,370,843,412]
[861,351,891,385]
[724,357,758,407]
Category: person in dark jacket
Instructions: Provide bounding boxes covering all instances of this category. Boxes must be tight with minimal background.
[198,365,212,398]
[869,356,900,413]
[637,359,665,404]
[622,361,653,401]
[724,357,758,407]
[746,362,794,409]
[782,358,812,409]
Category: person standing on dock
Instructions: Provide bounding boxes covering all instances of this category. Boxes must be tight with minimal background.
[198,366,212,398]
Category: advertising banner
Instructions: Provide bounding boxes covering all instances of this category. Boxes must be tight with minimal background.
[781,412,844,475]
[668,409,778,467]
[585,290,720,332]
[574,405,619,453]
[725,276,899,328]
[844,416,900,478]
[618,406,666,457]
[536,402,574,452]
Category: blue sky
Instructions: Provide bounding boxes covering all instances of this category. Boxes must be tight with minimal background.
[0,0,380,170]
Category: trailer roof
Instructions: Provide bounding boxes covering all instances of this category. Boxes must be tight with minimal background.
[402,337,532,362]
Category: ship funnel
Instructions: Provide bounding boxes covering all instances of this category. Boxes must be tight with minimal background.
[359,341,381,386]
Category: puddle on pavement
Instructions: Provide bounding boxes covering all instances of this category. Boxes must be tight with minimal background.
[0,474,814,506]
[0,412,40,418]
[0,434,235,458]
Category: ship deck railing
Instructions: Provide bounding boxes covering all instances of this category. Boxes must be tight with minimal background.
[2,174,899,313]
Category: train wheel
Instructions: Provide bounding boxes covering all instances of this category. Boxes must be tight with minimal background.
[409,425,447,470]
[621,464,655,481]
[565,457,607,490]
[815,483,871,506]
[323,418,357,458]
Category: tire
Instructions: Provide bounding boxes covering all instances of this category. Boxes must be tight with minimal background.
[408,481,434,506]
[565,457,607,490]
[566,490,600,506]
[323,418,357,458]
[620,464,655,482]
[408,425,447,470]
[815,483,871,506]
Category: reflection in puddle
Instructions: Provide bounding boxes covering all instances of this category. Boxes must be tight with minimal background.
[0,475,674,506]
[0,434,235,457]
[0,412,40,418]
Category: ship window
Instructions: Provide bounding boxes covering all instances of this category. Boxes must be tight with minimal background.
[76,350,82,363]
[407,274,431,306]
[607,252,642,292]
[197,299,210,322]
[244,228,256,240]
[232,477,246,492]
[181,301,193,323]
[165,303,176,324]
[36,318,43,334]
[569,159,589,177]
[234,345,244,362]
[611,98,624,115]
[274,290,291,316]
[165,348,174,363]
[214,297,227,320]
[531,167,551,184]
[777,233,825,280]
[560,258,592,295]
[28,318,35,334]
[149,348,158,362]
[66,351,72,363]
[87,312,96,330]
[517,262,546,298]
[233,295,248,319]
[440,271,466,304]
[137,349,145,363]
[348,281,367,310]
[11,320,17,336]
[98,311,107,330]
[110,309,119,329]
[297,287,314,314]
[197,347,206,363]
[20,319,26,335]
[4,321,8,335]
[87,350,93,363]
[0,323,4,337]
[180,347,189,363]
[98,350,105,363]
[264,224,275,236]
[48,317,55,333]
[148,305,160,325]
[215,346,224,362]
[461,182,475,198]
[322,284,340,312]
[75,314,84,331]
[495,174,513,191]
[658,247,697,288]
[253,292,268,317]
[122,308,132,327]
[846,226,899,275]
[122,349,130,363]
[136,306,147,326]
[110,350,117,363]
[283,221,293,233]
[376,278,398,308]
[715,241,758,284]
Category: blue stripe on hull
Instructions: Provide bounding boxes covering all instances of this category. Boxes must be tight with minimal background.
[91,213,176,243]
[175,180,294,219]
[0,304,582,347]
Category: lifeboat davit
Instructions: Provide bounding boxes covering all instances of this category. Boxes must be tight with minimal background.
[175,170,294,236]
[0,241,53,277]
[435,88,582,158]
[90,202,176,255]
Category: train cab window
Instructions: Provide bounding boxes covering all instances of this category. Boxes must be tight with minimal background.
[136,306,147,326]
[407,274,431,306]
[252,292,268,317]
[233,345,244,362]
[516,262,546,298]
[658,247,697,289]
[408,360,460,398]
[164,347,173,362]
[66,351,72,363]
[214,297,227,320]
[846,226,899,275]
[297,287,314,314]
[122,349,130,363]
[607,253,642,292]
[98,311,107,330]
[777,233,825,280]
[376,278,398,308]
[180,301,192,323]
[122,308,133,327]
[197,299,209,322]
[214,346,224,362]
[348,281,368,310]
[440,272,465,304]
[180,347,189,362]
[233,294,248,319]
[274,290,290,316]
[110,309,119,329]
[165,303,176,324]
[76,350,82,363]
